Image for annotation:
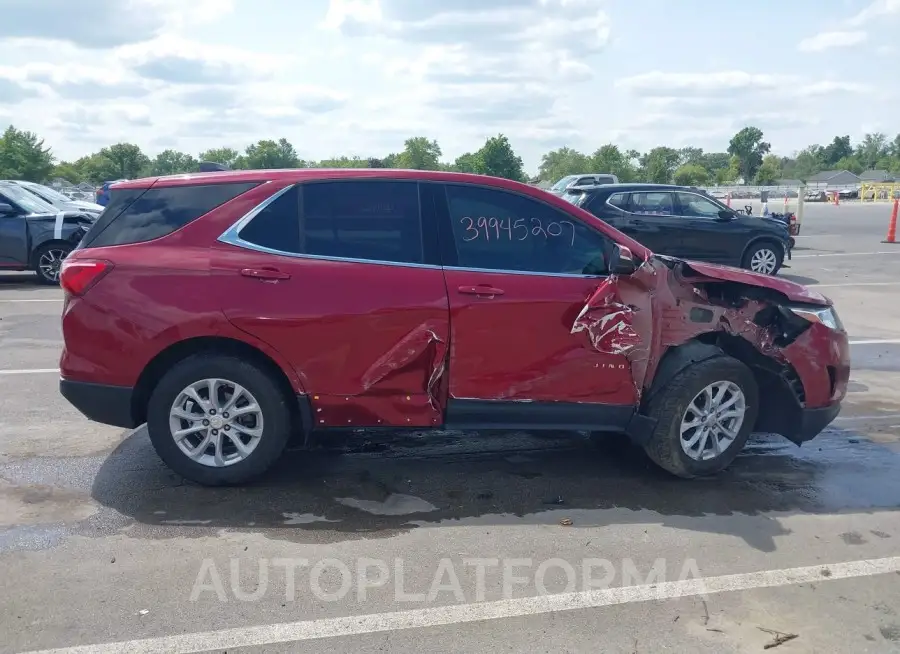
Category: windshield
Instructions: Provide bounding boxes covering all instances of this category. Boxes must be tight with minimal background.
[562,190,588,206]
[22,183,73,206]
[0,184,56,214]
[550,175,577,191]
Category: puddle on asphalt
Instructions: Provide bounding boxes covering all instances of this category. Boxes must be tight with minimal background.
[2,426,899,553]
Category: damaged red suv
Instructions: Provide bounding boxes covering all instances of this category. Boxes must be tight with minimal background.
[59,169,850,485]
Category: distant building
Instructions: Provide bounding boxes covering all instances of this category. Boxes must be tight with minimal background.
[859,169,896,183]
[806,170,861,186]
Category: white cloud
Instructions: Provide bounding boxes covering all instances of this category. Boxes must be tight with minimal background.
[797,30,867,52]
[615,71,794,97]
[849,0,900,26]
[116,36,289,84]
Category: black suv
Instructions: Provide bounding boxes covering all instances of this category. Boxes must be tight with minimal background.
[564,184,791,275]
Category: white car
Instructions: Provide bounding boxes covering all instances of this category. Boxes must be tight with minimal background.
[3,180,104,215]
[548,173,619,195]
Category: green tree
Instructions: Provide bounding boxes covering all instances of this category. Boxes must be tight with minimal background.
[673,163,709,186]
[714,155,741,185]
[242,138,300,169]
[199,147,243,168]
[50,161,85,184]
[591,144,637,181]
[727,126,770,182]
[855,132,888,170]
[538,146,590,182]
[396,137,442,170]
[472,134,525,181]
[639,146,680,183]
[754,154,782,185]
[318,156,369,168]
[97,143,150,179]
[834,155,863,174]
[678,147,705,167]
[150,149,199,176]
[0,125,55,181]
[820,136,852,167]
[452,152,482,174]
[700,152,731,175]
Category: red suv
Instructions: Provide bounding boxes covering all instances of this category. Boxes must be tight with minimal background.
[59,169,850,485]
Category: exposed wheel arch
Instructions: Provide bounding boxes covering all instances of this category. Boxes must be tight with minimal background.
[30,239,74,267]
[131,336,311,436]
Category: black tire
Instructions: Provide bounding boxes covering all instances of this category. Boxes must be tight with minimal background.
[641,356,759,478]
[741,240,783,275]
[33,242,73,285]
[146,354,293,486]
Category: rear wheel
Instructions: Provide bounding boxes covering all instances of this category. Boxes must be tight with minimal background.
[146,354,293,485]
[33,243,72,285]
[642,356,758,478]
[742,240,783,275]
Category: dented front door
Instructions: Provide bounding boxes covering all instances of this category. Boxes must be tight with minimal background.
[438,182,640,405]
[443,270,639,404]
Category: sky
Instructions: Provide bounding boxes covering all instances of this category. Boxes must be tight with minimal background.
[0,0,898,174]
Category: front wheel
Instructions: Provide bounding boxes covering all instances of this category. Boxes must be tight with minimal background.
[742,241,783,275]
[641,356,759,478]
[33,243,73,285]
[146,354,293,486]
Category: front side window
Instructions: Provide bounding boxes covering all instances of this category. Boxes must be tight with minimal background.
[446,184,612,276]
[676,192,724,218]
[630,192,675,216]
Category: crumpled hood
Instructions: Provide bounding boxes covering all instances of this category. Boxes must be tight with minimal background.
[676,258,831,306]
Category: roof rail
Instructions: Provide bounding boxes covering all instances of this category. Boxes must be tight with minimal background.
[198,161,231,172]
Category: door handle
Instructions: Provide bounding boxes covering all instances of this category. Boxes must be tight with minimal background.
[240,267,291,281]
[458,285,504,297]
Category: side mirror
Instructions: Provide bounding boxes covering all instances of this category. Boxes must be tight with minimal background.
[716,209,734,221]
[609,244,637,275]
[0,203,15,215]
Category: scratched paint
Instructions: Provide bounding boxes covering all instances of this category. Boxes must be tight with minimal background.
[570,277,643,355]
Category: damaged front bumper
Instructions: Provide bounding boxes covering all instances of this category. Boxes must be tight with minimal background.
[793,402,842,443]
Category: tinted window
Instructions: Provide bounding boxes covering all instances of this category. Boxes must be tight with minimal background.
[677,192,722,218]
[300,181,423,264]
[83,183,258,248]
[630,192,675,215]
[237,186,301,252]
[597,192,628,213]
[446,185,612,276]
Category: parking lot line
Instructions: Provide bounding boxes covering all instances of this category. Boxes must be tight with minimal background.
[0,368,59,375]
[21,556,900,654]
[814,282,900,288]
[793,250,900,259]
[0,298,62,302]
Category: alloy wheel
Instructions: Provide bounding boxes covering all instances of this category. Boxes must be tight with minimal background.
[169,378,264,467]
[679,381,747,462]
[38,248,69,282]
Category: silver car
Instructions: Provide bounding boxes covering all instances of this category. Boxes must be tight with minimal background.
[3,180,104,215]
[548,173,619,196]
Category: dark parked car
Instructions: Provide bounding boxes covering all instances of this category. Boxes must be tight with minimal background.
[0,182,97,283]
[565,184,791,275]
[59,169,848,486]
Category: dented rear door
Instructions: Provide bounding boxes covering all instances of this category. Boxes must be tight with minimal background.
[435,182,639,405]
[213,180,450,428]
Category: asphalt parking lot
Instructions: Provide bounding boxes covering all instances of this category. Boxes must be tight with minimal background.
[2,201,900,653]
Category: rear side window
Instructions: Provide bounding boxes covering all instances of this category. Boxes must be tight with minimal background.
[237,186,301,252]
[302,181,423,264]
[81,182,258,248]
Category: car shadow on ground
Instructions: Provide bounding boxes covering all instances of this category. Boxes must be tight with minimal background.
[90,426,900,553]
[0,272,43,290]
[779,273,820,285]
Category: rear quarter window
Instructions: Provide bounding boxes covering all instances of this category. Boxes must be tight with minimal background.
[80,182,259,248]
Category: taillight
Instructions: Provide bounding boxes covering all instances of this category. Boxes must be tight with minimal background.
[60,259,113,296]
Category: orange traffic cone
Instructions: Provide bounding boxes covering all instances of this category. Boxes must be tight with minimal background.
[883,199,899,244]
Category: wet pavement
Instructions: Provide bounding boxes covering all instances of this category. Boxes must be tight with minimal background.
[2,202,900,653]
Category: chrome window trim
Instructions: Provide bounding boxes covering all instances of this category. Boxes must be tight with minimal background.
[217,183,609,280]
[603,191,630,213]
